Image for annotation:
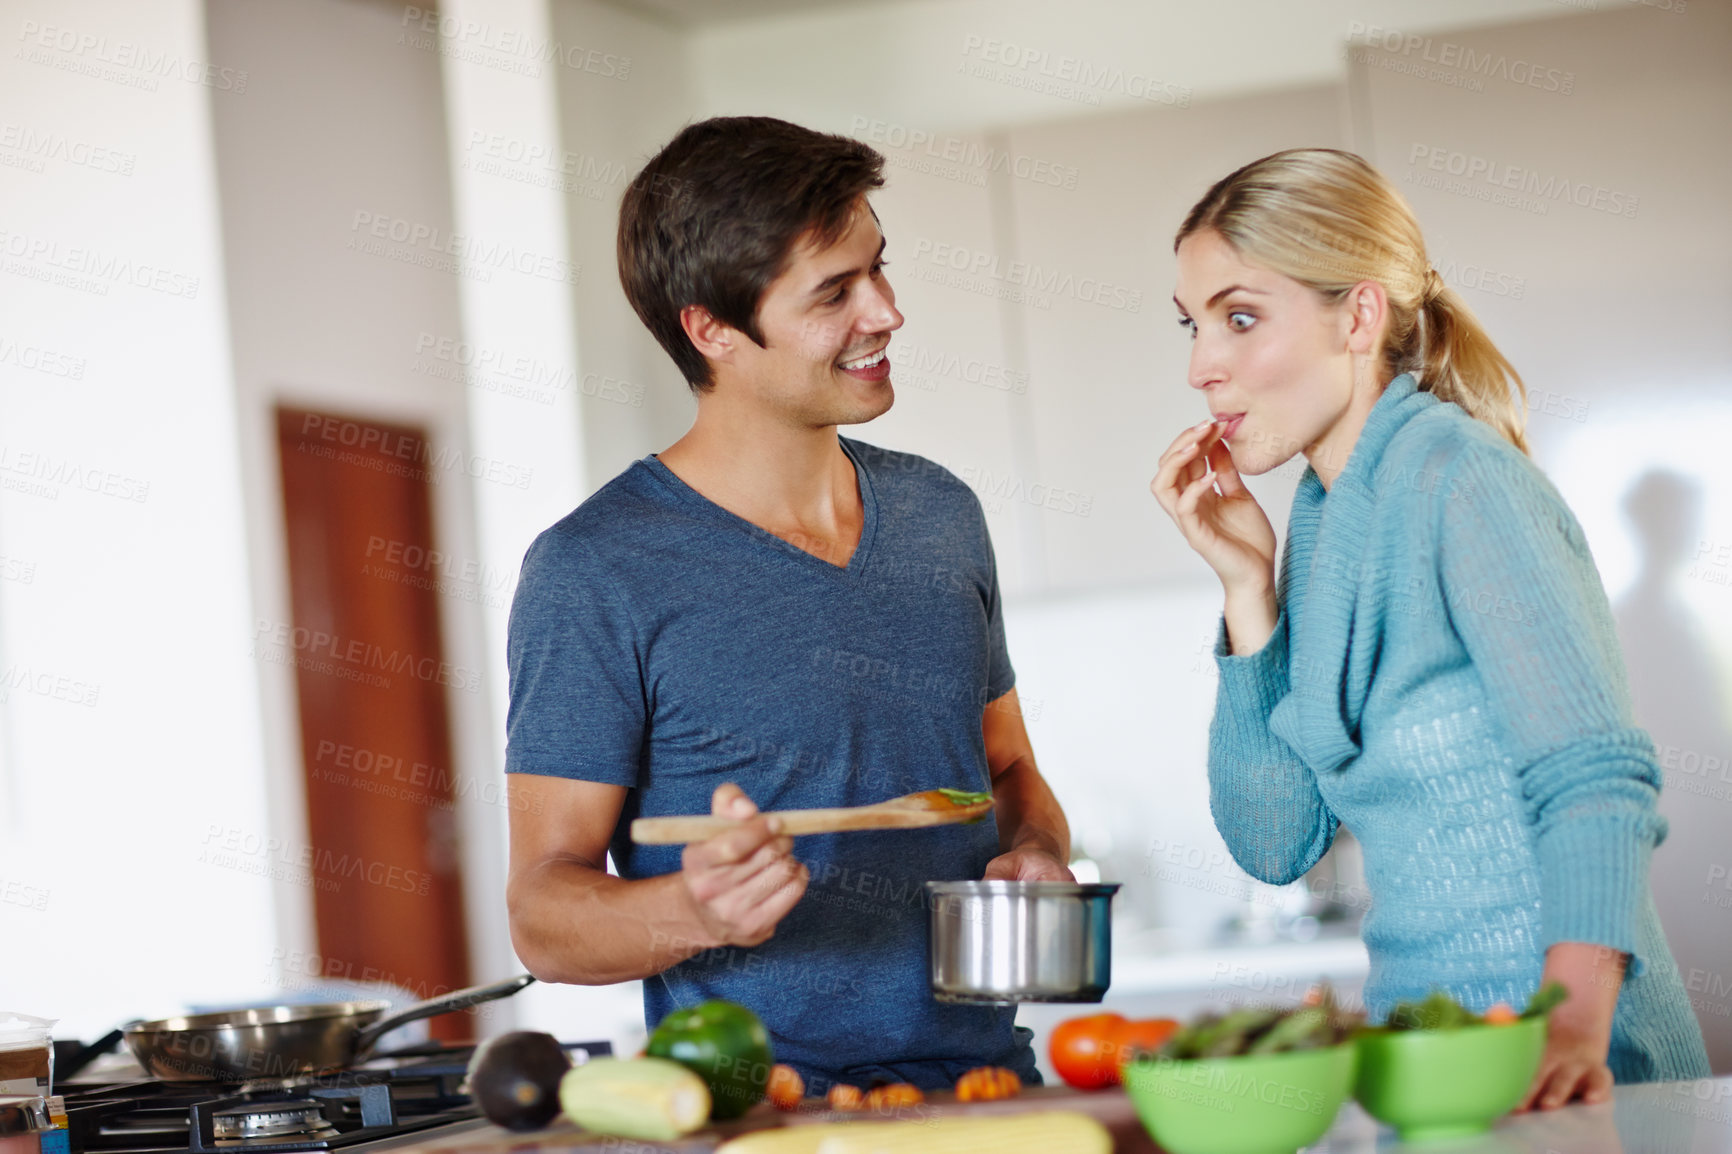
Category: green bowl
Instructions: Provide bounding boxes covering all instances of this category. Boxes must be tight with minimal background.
[1353,1017,1546,1142]
[1122,1044,1357,1154]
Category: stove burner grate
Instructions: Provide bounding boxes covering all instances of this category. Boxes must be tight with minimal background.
[59,1039,611,1154]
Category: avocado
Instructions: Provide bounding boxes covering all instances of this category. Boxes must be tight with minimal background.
[466,1031,571,1131]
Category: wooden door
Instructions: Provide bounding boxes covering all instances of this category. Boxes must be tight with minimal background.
[276,407,471,1039]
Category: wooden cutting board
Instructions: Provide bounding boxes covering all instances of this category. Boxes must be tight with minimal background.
[400,1086,1160,1153]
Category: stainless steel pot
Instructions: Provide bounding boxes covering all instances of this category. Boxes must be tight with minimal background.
[122,973,534,1081]
[925,880,1120,1004]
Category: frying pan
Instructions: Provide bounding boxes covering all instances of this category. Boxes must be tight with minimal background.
[122,973,535,1081]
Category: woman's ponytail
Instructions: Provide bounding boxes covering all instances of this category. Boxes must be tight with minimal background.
[1177,149,1531,455]
[1417,274,1529,454]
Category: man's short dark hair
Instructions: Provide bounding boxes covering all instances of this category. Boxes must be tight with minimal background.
[617,117,886,392]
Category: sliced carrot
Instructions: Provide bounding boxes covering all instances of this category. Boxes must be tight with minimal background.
[767,1064,804,1111]
[955,1066,1022,1102]
[1483,1003,1519,1025]
[826,1084,866,1111]
[865,1083,925,1111]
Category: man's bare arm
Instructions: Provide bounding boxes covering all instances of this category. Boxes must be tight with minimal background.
[979,687,1073,882]
[506,776,809,984]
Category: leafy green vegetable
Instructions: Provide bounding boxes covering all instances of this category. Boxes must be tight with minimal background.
[1386,990,1475,1031]
[1522,981,1569,1019]
[1380,982,1569,1031]
[935,788,992,807]
[1245,1007,1328,1055]
[1157,987,1362,1060]
[1197,1008,1283,1057]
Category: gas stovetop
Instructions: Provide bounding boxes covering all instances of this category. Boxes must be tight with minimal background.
[59,1042,610,1154]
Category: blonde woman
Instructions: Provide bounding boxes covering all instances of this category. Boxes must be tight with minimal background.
[1152,148,1709,1107]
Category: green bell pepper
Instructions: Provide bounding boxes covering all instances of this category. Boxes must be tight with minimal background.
[646,999,773,1120]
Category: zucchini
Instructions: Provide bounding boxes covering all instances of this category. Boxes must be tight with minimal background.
[715,1111,1111,1154]
[558,1056,711,1141]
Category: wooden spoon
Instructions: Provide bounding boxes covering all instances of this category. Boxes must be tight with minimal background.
[629,789,994,845]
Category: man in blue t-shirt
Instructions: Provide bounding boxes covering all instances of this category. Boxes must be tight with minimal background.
[503,117,1073,1094]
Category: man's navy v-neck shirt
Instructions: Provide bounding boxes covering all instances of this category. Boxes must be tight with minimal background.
[504,436,1039,1091]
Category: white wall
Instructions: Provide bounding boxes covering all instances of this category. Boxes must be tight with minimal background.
[1000,84,1348,591]
[551,0,703,494]
[0,0,274,1035]
[687,0,1578,137]
[1005,585,1236,939]
[431,0,593,766]
[205,0,524,1021]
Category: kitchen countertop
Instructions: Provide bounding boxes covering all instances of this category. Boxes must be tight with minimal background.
[1312,1077,1732,1152]
[390,1075,1732,1153]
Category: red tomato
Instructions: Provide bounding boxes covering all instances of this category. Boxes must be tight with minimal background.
[1107,1018,1181,1079]
[1047,1013,1126,1090]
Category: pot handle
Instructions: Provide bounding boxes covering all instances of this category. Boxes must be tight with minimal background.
[352,973,536,1058]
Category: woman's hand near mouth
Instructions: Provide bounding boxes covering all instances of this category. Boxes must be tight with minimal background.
[1152,420,1280,653]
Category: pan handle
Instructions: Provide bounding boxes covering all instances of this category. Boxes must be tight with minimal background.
[352,973,536,1058]
[55,1024,135,1081]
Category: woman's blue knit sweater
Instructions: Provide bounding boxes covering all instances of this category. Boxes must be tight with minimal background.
[1209,373,1709,1082]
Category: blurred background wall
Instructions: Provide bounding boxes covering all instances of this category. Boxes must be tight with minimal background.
[2,0,1728,1077]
